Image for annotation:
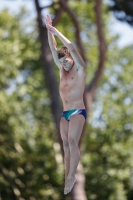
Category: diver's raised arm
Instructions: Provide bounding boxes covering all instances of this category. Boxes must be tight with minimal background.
[46,24,86,69]
[45,15,61,68]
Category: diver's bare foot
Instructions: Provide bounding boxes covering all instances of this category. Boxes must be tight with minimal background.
[64,176,76,195]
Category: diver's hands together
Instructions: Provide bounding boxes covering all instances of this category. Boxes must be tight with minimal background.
[45,14,52,26]
[45,15,58,36]
[46,24,58,35]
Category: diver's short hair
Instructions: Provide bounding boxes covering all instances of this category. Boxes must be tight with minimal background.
[57,46,72,59]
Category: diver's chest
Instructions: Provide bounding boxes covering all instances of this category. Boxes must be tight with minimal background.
[60,73,81,90]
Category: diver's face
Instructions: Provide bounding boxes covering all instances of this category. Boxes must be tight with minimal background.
[59,56,74,72]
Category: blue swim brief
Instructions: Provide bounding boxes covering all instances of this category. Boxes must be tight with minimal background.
[62,109,87,121]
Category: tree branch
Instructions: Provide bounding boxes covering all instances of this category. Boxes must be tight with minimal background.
[43,0,86,63]
[86,0,107,111]
[34,0,64,155]
[52,0,69,26]
[59,0,87,63]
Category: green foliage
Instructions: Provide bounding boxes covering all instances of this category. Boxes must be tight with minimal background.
[82,36,133,200]
[0,9,63,200]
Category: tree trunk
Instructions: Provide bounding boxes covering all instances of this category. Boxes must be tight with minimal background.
[71,162,87,200]
[34,0,64,155]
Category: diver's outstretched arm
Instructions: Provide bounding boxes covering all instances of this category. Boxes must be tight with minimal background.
[45,15,61,68]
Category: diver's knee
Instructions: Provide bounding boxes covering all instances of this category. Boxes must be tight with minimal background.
[63,141,69,150]
[68,137,78,149]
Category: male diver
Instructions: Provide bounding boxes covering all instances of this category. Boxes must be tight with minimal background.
[45,14,86,195]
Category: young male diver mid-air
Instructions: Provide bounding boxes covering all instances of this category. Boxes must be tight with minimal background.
[45,14,86,195]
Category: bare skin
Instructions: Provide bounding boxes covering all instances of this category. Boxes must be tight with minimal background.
[45,15,86,195]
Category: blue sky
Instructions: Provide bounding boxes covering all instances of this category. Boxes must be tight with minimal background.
[1,0,133,47]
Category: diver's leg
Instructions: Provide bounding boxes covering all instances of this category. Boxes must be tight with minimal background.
[64,114,85,194]
[60,117,70,182]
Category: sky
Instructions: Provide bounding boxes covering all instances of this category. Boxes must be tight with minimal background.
[0,0,133,47]
[110,15,133,47]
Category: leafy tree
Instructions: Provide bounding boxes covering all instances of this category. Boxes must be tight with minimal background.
[0,8,64,200]
[82,38,133,200]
